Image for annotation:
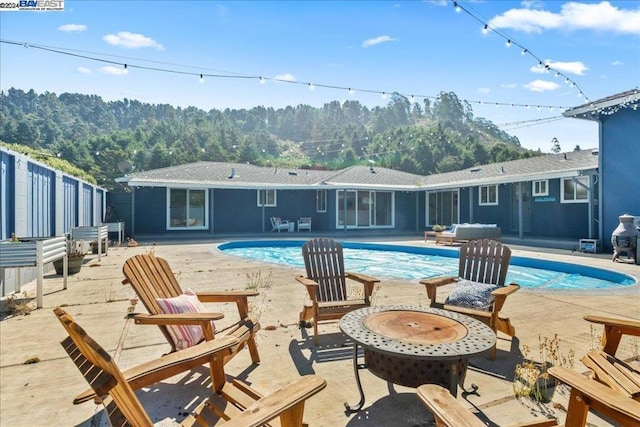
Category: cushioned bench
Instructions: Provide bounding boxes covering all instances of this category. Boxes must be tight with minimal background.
[436,224,501,245]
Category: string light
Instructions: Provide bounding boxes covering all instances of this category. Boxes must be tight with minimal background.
[199,74,204,83]
[450,0,591,102]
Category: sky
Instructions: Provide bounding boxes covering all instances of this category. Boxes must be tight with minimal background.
[1,0,639,153]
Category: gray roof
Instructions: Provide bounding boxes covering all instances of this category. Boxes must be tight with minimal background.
[118,150,599,191]
[563,88,640,121]
[421,149,599,190]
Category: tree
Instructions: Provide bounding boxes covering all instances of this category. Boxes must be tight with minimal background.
[551,137,561,154]
[573,145,581,152]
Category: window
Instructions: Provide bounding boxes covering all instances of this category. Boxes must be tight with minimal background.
[561,177,589,203]
[316,190,327,212]
[479,185,498,206]
[336,190,393,228]
[257,189,276,207]
[167,188,207,229]
[532,180,548,196]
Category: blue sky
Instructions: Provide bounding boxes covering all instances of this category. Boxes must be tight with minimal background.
[1,0,639,152]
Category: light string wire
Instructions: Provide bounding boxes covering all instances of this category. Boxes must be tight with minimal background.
[1,38,573,110]
[451,0,590,102]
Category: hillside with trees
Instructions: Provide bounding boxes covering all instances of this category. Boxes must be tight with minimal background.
[0,88,539,191]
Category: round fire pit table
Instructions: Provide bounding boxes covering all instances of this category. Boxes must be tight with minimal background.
[339,304,496,412]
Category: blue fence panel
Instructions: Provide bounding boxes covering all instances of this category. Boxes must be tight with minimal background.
[27,163,55,237]
[82,183,93,226]
[63,176,78,233]
[0,151,14,240]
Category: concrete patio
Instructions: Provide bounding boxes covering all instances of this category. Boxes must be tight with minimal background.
[1,237,638,426]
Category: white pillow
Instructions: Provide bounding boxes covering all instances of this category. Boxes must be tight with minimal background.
[155,289,215,350]
[444,279,497,311]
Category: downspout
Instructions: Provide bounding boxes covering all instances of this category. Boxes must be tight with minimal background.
[518,182,524,239]
[130,186,136,236]
[468,187,473,223]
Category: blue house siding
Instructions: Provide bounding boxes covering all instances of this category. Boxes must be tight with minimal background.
[133,187,167,234]
[62,176,78,232]
[81,183,94,226]
[600,108,640,251]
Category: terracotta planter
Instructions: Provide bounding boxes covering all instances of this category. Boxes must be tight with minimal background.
[53,256,84,275]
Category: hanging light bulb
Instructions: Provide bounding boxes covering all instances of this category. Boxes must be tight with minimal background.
[308,83,315,91]
[453,2,461,12]
[381,92,387,99]
[482,24,488,35]
[259,76,265,84]
[348,88,354,95]
[505,39,511,47]
[521,49,527,56]
[199,74,204,83]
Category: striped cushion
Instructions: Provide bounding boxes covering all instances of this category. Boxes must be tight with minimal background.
[155,289,214,350]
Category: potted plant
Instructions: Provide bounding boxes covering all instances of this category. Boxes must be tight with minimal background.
[90,238,108,254]
[53,240,85,275]
[432,224,444,232]
[513,334,575,402]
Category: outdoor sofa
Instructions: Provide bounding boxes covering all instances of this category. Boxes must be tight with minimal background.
[436,223,501,245]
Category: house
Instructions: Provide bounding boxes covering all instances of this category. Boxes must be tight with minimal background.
[115,150,599,244]
[563,89,640,252]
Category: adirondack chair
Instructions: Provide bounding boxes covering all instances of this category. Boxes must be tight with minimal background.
[122,254,260,371]
[270,216,290,232]
[582,315,640,400]
[296,238,380,344]
[417,366,640,427]
[419,239,520,359]
[54,307,326,427]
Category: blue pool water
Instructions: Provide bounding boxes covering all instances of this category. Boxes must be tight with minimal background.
[218,240,636,291]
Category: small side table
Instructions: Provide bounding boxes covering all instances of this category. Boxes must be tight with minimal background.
[424,231,441,242]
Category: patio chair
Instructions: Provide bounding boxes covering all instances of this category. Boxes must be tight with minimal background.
[270,216,290,232]
[298,217,312,232]
[417,366,640,426]
[296,238,380,344]
[581,315,640,400]
[419,239,520,359]
[54,307,327,427]
[122,254,261,390]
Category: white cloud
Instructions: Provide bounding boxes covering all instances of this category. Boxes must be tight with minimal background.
[103,32,164,50]
[501,83,518,89]
[362,35,397,48]
[523,79,560,92]
[521,0,544,9]
[477,87,491,94]
[77,66,91,74]
[530,60,589,75]
[611,60,624,66]
[100,66,129,76]
[273,73,296,82]
[489,1,640,35]
[58,24,87,32]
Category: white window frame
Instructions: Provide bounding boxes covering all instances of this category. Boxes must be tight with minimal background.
[166,188,208,230]
[561,177,589,203]
[257,189,276,207]
[479,185,498,206]
[316,189,327,213]
[532,179,549,197]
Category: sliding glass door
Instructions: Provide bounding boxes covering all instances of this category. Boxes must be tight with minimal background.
[337,190,393,228]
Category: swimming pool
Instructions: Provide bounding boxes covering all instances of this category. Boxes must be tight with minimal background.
[218,240,636,291]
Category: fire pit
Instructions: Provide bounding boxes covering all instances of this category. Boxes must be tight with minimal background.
[611,214,639,263]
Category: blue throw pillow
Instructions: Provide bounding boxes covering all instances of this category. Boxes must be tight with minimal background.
[444,279,497,311]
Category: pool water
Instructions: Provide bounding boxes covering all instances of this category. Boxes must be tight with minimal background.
[219,241,636,291]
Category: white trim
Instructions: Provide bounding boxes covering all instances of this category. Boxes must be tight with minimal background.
[257,189,277,207]
[316,189,327,213]
[560,176,589,204]
[479,185,498,206]
[532,179,549,197]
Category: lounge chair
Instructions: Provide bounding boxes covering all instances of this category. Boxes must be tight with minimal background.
[582,315,640,400]
[54,307,326,427]
[122,254,260,391]
[296,238,380,344]
[298,217,312,232]
[417,366,640,426]
[419,239,519,359]
[270,216,290,232]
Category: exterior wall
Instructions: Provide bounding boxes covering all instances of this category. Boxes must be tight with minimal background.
[600,108,640,252]
[132,187,168,234]
[0,147,106,296]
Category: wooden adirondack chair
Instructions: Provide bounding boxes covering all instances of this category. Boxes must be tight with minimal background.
[296,238,380,344]
[54,307,326,427]
[582,315,640,400]
[122,254,261,369]
[419,239,519,359]
[417,366,640,427]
